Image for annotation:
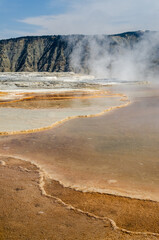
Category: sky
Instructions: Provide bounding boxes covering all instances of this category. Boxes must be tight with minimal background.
[0,0,159,39]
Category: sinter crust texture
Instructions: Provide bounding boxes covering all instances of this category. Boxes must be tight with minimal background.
[0,156,159,240]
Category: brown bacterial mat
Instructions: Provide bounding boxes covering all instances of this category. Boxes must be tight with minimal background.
[0,156,159,240]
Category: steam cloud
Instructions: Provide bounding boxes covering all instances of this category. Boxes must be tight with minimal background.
[69,31,159,81]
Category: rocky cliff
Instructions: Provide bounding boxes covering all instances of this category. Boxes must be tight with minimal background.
[0,31,158,74]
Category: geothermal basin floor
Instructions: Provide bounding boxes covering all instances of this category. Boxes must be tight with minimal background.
[0,83,159,239]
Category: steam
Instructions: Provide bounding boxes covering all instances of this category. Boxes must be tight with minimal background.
[69,31,159,81]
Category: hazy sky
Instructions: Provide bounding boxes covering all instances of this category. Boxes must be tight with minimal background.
[0,0,159,39]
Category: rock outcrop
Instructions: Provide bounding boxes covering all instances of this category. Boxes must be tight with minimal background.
[0,31,158,74]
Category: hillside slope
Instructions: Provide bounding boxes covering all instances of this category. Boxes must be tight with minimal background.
[0,31,158,75]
